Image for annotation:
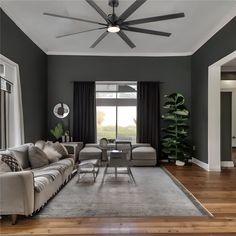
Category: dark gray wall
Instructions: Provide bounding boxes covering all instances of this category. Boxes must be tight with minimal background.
[0,9,48,142]
[191,17,236,163]
[47,55,191,137]
[221,92,232,161]
[221,72,236,80]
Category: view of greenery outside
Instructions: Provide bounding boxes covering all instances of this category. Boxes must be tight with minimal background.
[96,107,136,143]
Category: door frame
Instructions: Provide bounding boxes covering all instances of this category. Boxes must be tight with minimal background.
[208,50,236,171]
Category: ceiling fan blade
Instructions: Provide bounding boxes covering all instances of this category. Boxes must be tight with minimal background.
[56,27,107,38]
[85,0,110,24]
[90,31,109,48]
[122,26,171,37]
[117,30,136,48]
[117,0,147,24]
[43,12,107,26]
[122,13,185,26]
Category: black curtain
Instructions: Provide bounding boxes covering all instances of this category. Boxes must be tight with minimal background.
[137,82,160,162]
[73,82,96,143]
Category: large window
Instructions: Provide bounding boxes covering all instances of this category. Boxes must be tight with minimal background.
[96,82,137,143]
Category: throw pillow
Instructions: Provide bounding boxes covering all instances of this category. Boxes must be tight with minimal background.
[0,156,12,173]
[28,146,49,169]
[35,140,46,150]
[43,143,61,163]
[53,142,68,158]
[1,154,23,172]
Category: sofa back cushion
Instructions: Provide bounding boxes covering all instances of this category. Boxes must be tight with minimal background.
[28,146,49,169]
[8,143,33,169]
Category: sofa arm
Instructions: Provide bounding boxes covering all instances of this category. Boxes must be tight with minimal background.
[0,171,34,216]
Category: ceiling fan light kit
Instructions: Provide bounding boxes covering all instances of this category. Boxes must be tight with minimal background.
[107,25,120,33]
[44,0,185,48]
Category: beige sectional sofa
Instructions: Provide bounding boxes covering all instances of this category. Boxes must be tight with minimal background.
[0,143,75,224]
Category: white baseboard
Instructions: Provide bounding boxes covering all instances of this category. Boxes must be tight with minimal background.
[192,158,209,171]
[221,161,235,167]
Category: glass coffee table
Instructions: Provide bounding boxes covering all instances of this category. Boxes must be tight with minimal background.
[101,150,135,184]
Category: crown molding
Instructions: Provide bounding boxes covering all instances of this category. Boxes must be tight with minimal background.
[191,5,236,54]
[46,51,192,57]
[0,3,48,54]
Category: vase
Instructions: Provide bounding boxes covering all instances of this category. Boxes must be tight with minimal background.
[176,160,185,166]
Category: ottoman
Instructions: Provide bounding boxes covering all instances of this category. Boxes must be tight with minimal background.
[79,147,102,163]
[132,146,157,166]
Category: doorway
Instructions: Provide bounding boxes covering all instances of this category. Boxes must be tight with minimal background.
[208,50,236,171]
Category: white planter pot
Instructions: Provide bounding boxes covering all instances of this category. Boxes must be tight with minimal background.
[176,160,185,166]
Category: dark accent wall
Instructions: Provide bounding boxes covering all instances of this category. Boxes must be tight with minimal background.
[191,17,236,163]
[0,9,48,142]
[220,92,232,161]
[221,72,236,80]
[47,55,191,138]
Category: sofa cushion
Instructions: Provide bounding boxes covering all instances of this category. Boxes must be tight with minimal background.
[33,169,61,193]
[32,158,74,192]
[0,158,12,173]
[79,147,102,160]
[8,143,33,169]
[53,142,68,158]
[43,143,61,163]
[28,146,49,169]
[48,158,74,175]
[35,140,46,150]
[132,147,156,160]
[0,153,23,172]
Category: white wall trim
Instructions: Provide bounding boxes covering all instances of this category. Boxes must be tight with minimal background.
[1,2,48,54]
[221,161,235,167]
[46,51,192,57]
[192,158,209,171]
[191,5,236,54]
[208,50,236,172]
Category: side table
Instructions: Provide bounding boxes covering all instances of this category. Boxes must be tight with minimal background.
[61,142,83,163]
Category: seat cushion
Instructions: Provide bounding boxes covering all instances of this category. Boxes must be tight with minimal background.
[8,143,33,169]
[33,168,61,193]
[79,147,102,160]
[132,147,156,160]
[33,158,74,192]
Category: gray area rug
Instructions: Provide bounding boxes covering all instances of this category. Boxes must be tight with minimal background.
[36,167,208,217]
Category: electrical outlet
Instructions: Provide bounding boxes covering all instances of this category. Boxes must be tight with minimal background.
[193,145,196,151]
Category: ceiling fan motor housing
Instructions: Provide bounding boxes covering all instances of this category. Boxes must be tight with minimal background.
[109,0,119,7]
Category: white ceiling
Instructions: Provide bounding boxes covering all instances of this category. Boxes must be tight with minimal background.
[1,0,236,56]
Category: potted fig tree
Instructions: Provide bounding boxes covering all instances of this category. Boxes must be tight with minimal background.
[161,93,191,166]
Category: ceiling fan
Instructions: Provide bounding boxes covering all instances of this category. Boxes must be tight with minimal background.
[43,0,185,48]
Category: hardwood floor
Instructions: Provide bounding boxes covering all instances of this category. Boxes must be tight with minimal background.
[1,163,236,235]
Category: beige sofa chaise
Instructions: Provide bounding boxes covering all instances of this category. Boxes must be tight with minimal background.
[0,143,75,224]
